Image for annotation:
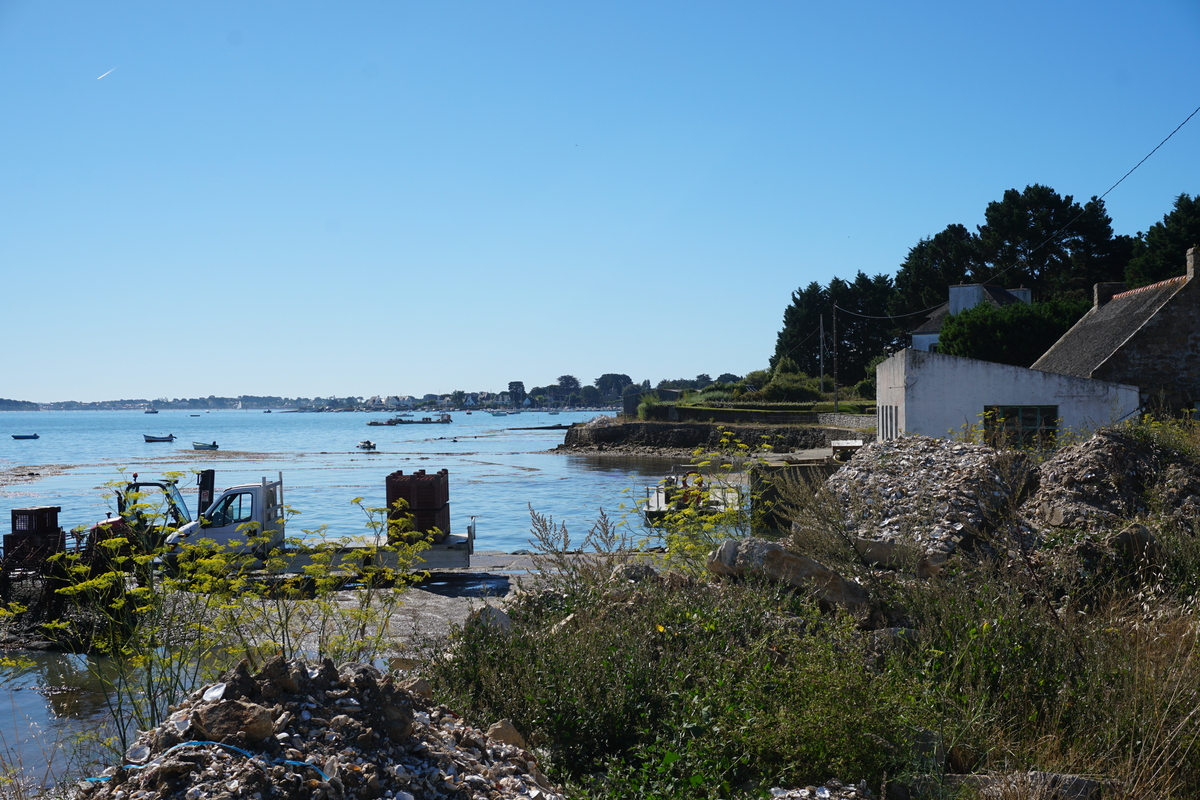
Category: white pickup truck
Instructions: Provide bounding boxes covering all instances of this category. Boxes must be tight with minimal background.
[165,473,474,570]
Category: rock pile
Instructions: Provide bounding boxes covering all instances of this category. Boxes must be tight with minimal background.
[76,656,563,800]
[767,779,874,798]
[822,428,1200,564]
[1026,428,1200,532]
[824,435,1035,559]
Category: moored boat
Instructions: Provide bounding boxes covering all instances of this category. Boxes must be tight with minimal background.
[144,434,177,442]
[643,469,744,525]
[367,413,452,427]
[357,440,377,451]
[11,434,39,440]
[193,441,219,450]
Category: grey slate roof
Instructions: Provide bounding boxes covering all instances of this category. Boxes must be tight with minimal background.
[911,303,949,335]
[977,285,1028,307]
[1031,276,1188,378]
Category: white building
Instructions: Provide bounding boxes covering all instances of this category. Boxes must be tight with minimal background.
[911,284,1032,352]
[876,348,1139,443]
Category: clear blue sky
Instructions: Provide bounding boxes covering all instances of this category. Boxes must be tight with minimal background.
[3,1,1199,403]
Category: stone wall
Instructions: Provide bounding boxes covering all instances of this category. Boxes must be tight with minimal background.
[560,420,875,452]
[638,405,875,427]
[816,412,877,430]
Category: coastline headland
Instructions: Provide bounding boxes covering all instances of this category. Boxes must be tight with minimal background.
[555,418,876,457]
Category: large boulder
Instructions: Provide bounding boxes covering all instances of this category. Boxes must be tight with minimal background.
[194,700,275,742]
[707,538,869,609]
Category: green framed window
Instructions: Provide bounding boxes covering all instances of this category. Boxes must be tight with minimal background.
[984,405,1058,447]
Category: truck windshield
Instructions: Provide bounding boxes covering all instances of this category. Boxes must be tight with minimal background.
[165,484,192,526]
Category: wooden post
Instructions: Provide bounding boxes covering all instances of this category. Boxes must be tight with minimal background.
[819,315,825,394]
[832,303,839,412]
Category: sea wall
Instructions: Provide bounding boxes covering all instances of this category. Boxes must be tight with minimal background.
[559,420,875,453]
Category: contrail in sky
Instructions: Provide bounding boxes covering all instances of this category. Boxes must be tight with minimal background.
[97,68,116,80]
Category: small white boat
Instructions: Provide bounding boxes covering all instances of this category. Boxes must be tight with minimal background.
[144,434,177,442]
[357,440,377,451]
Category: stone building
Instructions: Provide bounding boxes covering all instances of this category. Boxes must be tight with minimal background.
[1032,248,1200,410]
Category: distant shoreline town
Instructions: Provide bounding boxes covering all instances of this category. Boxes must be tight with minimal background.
[0,374,744,414]
[0,394,617,413]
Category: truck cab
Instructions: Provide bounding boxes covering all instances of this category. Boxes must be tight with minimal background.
[166,476,285,557]
[89,474,193,552]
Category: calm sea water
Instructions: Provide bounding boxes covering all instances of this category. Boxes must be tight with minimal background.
[0,409,680,781]
[0,409,676,553]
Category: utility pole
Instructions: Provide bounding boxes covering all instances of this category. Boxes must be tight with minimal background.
[819,315,825,394]
[832,303,839,412]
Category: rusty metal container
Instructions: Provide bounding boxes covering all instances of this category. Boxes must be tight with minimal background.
[5,506,65,560]
[386,470,450,544]
[386,469,450,510]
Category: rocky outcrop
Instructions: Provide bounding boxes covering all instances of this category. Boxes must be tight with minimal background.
[559,417,873,454]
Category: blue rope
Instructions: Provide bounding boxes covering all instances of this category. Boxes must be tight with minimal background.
[83,740,330,782]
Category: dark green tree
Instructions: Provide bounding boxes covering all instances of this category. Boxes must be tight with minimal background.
[580,385,601,405]
[889,224,980,317]
[938,297,1091,367]
[829,272,899,384]
[557,375,581,395]
[771,281,827,378]
[507,381,527,406]
[972,185,1125,298]
[1126,193,1200,288]
[594,374,633,397]
[772,272,898,385]
[716,372,742,383]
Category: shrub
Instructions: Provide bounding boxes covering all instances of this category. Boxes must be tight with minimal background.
[427,574,926,796]
[759,373,821,402]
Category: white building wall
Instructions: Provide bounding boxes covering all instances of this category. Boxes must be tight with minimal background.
[876,349,1140,441]
[948,285,988,315]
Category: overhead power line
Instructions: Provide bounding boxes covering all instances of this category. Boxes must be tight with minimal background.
[987,101,1200,285]
[833,303,941,320]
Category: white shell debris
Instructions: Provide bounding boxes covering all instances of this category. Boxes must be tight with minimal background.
[826,435,1036,557]
[77,656,564,800]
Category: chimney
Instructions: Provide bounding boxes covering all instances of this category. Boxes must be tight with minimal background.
[1189,247,1197,280]
[1094,282,1125,308]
